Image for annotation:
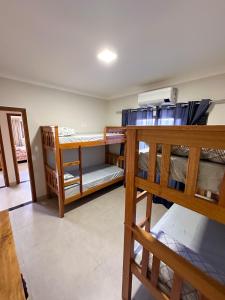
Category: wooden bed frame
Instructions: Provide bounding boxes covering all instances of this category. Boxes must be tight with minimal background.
[41,126,126,218]
[122,126,225,300]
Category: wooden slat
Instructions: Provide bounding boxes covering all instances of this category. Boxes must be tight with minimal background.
[136,177,225,225]
[219,172,225,207]
[141,193,152,277]
[136,190,148,203]
[79,146,83,194]
[122,128,138,300]
[160,144,171,187]
[131,263,169,300]
[170,274,183,300]
[63,160,80,167]
[0,211,26,300]
[64,178,80,187]
[131,225,225,300]
[151,255,160,287]
[149,143,157,182]
[185,147,201,196]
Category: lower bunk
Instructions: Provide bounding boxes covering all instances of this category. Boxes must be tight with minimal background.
[64,164,124,203]
[134,204,225,300]
[46,161,124,217]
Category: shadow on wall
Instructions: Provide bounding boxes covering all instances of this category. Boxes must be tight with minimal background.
[31,128,46,198]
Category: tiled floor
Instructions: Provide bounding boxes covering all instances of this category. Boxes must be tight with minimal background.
[0,162,29,187]
[0,162,31,211]
[10,185,167,300]
[0,169,5,187]
[18,162,30,182]
[0,181,32,211]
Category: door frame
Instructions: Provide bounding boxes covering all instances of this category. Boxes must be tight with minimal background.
[0,106,37,202]
[0,126,9,187]
[7,113,21,184]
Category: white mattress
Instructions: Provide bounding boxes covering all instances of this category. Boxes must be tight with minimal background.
[59,133,124,144]
[139,150,225,194]
[135,205,225,299]
[64,164,124,199]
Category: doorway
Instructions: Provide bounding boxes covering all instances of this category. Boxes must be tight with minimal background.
[0,106,36,210]
[7,113,30,184]
[0,126,9,188]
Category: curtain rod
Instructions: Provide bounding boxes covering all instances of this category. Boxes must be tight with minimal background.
[116,99,225,114]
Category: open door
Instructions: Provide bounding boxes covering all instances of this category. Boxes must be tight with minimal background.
[7,113,30,184]
[0,126,9,188]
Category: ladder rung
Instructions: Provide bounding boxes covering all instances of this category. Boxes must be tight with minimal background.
[63,161,80,167]
[64,178,80,187]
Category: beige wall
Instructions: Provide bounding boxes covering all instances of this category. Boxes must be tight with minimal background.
[106,73,225,125]
[0,78,107,198]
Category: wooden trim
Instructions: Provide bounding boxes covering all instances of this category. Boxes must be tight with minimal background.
[7,114,20,184]
[0,106,26,112]
[21,110,37,202]
[0,126,9,186]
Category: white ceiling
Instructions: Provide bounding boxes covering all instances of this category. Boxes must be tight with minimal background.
[1,0,225,99]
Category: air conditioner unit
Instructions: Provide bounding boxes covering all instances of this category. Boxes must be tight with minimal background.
[138,87,177,107]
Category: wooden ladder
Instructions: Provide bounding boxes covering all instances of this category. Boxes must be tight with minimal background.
[60,146,83,197]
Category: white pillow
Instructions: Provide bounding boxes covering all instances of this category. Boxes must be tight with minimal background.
[58,127,76,136]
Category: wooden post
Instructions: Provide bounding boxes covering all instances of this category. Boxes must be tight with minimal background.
[122,128,138,300]
[79,146,83,194]
[54,126,64,218]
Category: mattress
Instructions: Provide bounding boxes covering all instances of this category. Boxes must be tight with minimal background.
[59,133,124,144]
[64,164,124,199]
[139,149,225,194]
[135,205,225,299]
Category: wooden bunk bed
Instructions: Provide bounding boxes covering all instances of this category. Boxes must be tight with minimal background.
[41,126,126,218]
[122,126,225,300]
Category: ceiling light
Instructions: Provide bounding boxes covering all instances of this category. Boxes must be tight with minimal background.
[97,49,117,64]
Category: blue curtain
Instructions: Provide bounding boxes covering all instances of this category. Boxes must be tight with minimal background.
[121,99,211,208]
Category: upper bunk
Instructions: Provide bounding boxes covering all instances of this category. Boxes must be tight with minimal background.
[41,125,126,150]
[126,125,225,225]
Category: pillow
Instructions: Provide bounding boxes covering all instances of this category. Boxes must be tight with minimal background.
[58,127,76,137]
[171,145,225,164]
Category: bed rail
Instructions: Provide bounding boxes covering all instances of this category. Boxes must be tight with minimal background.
[106,152,124,168]
[104,126,126,144]
[41,126,59,149]
[122,125,225,300]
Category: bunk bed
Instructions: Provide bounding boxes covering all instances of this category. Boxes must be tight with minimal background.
[122,126,225,300]
[41,126,126,218]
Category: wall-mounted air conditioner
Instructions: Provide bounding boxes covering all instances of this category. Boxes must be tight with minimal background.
[138,87,177,107]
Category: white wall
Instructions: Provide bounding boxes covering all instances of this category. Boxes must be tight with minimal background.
[0,78,107,198]
[106,73,225,125]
